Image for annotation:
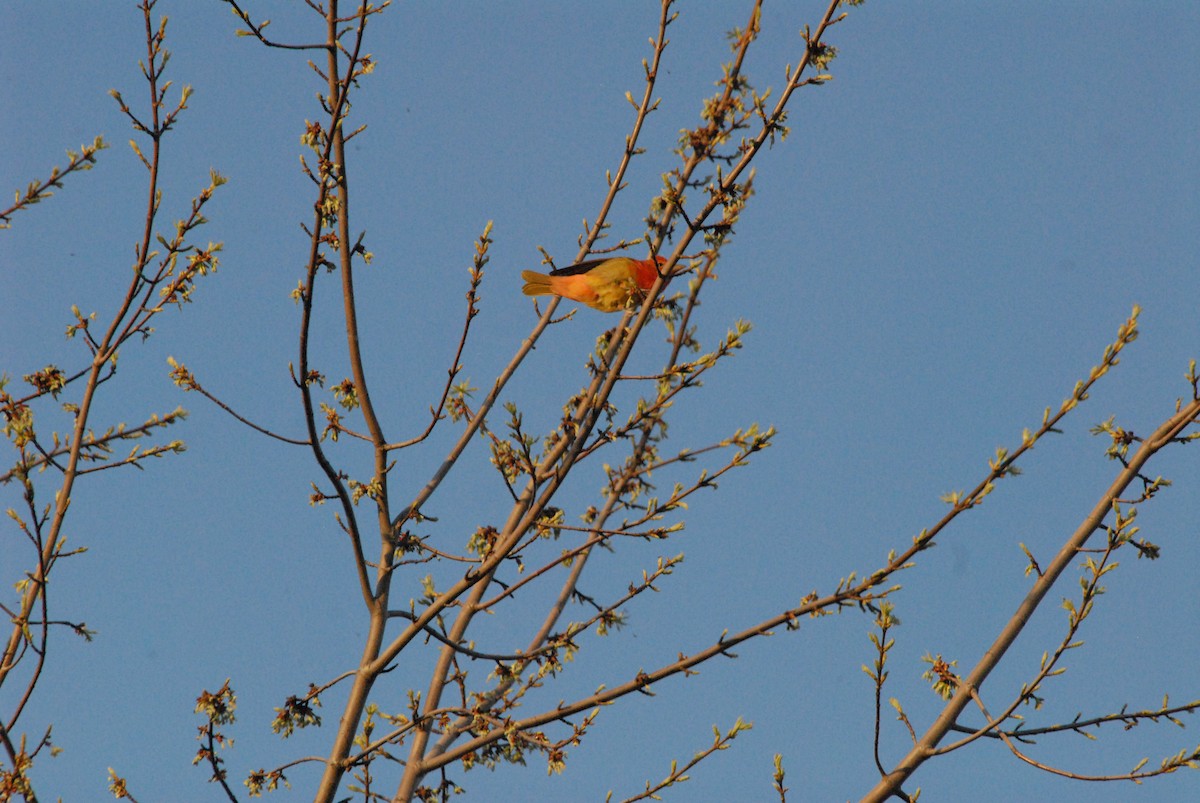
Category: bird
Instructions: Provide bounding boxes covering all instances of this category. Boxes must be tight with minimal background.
[521,255,667,312]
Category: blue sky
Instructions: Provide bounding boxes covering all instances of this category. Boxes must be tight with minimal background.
[2,2,1198,801]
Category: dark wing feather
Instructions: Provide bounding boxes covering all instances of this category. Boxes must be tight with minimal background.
[549,257,616,277]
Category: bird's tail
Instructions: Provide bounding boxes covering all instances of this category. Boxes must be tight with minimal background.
[521,270,552,297]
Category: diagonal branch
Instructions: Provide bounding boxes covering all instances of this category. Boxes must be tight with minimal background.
[862,395,1200,802]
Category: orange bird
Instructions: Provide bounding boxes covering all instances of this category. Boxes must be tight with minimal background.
[521,255,667,312]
